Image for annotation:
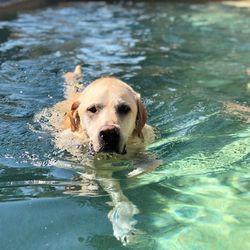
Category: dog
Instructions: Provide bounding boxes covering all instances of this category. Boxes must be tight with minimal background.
[39,65,160,245]
[52,65,155,157]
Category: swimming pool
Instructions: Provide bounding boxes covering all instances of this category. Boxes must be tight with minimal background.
[0,1,249,249]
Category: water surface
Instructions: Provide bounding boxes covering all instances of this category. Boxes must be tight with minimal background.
[0,1,250,249]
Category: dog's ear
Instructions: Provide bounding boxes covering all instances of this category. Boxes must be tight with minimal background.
[134,95,147,139]
[68,101,80,132]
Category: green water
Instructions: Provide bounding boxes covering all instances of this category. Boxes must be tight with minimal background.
[0,1,249,249]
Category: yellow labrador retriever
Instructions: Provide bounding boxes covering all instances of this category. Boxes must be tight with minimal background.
[42,66,160,245]
[53,65,155,157]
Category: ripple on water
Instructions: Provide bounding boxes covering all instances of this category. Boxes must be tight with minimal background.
[0,1,250,249]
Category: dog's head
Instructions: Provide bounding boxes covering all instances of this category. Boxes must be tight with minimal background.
[68,77,147,154]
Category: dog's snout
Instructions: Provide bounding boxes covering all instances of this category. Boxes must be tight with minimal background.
[99,125,120,142]
[99,125,120,153]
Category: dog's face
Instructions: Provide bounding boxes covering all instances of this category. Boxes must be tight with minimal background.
[68,77,147,154]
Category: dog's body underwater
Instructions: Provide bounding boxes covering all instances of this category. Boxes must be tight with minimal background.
[35,66,161,246]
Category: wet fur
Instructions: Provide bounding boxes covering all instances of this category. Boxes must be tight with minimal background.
[52,66,155,155]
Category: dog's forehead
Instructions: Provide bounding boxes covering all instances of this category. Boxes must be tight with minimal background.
[81,77,137,105]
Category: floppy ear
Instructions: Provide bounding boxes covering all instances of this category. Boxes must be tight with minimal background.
[134,95,147,139]
[68,101,80,132]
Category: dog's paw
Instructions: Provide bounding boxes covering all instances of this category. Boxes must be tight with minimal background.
[118,227,143,246]
[128,159,162,178]
[108,201,142,245]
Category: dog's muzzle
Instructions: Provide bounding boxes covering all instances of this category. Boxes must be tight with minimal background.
[98,125,124,154]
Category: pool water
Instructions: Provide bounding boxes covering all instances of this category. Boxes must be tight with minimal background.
[0,1,250,249]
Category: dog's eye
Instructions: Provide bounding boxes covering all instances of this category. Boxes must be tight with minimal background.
[87,106,97,113]
[117,104,131,114]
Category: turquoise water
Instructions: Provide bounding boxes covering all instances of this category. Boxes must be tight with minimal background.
[0,1,250,249]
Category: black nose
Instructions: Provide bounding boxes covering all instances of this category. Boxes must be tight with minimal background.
[99,125,120,152]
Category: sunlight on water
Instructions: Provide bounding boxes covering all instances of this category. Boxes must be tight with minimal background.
[0,1,250,249]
